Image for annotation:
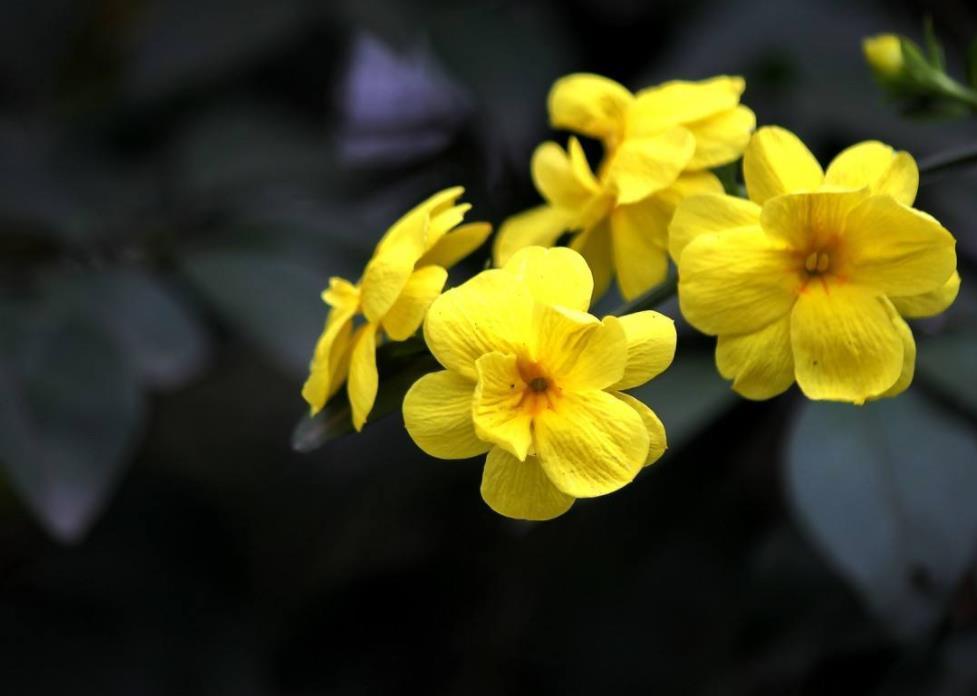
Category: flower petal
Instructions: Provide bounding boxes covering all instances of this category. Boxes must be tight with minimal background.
[493,205,571,267]
[403,370,488,459]
[381,265,448,341]
[424,269,534,380]
[609,198,670,300]
[611,392,667,466]
[630,76,746,134]
[425,203,472,250]
[678,228,799,335]
[302,312,356,414]
[668,193,761,263]
[532,138,600,211]
[611,310,677,390]
[824,141,918,205]
[418,222,493,269]
[533,306,627,390]
[548,73,634,141]
[743,126,824,204]
[502,245,593,312]
[872,298,916,400]
[361,235,427,324]
[570,221,614,303]
[759,189,869,253]
[535,390,649,498]
[715,315,794,400]
[890,271,960,318]
[473,352,533,460]
[790,282,904,404]
[480,447,575,521]
[348,322,380,431]
[843,196,957,297]
[604,127,695,204]
[684,105,756,170]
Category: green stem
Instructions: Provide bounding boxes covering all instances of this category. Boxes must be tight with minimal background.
[918,143,977,178]
[930,72,977,110]
[611,270,678,316]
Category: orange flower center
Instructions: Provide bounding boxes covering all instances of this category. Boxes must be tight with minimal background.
[517,359,561,415]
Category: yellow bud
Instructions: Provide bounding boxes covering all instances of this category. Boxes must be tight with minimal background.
[863,34,904,78]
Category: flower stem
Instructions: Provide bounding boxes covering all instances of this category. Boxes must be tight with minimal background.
[611,270,678,316]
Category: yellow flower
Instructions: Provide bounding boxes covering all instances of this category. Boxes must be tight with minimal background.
[494,73,755,302]
[670,126,958,404]
[403,246,676,521]
[863,34,904,78]
[302,187,492,430]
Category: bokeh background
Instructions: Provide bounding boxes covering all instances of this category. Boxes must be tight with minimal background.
[2,0,977,693]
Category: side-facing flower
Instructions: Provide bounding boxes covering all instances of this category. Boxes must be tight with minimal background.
[670,126,958,403]
[402,246,676,521]
[494,73,754,302]
[302,187,492,430]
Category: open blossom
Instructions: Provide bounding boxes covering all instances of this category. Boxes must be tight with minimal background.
[403,246,676,521]
[494,73,755,301]
[302,187,491,430]
[670,126,959,403]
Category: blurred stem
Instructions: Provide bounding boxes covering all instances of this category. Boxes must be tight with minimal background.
[930,72,977,110]
[919,143,977,178]
[612,270,678,316]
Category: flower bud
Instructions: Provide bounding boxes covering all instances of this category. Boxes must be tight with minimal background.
[863,34,904,78]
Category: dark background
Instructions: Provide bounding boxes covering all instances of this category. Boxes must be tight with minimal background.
[2,0,977,694]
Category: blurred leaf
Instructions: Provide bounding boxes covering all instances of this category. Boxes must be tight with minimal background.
[182,250,326,375]
[42,268,211,390]
[922,17,945,71]
[0,302,145,542]
[786,390,977,640]
[292,339,437,452]
[916,330,977,417]
[627,348,737,449]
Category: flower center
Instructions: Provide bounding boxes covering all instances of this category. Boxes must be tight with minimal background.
[517,359,561,415]
[528,376,549,393]
[804,251,831,274]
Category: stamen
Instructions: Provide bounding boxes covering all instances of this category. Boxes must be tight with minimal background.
[804,252,819,273]
[804,251,831,274]
[816,252,830,273]
[529,377,549,393]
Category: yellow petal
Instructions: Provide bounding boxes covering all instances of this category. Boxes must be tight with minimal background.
[380,265,448,341]
[611,391,667,466]
[684,105,756,170]
[890,271,960,318]
[609,198,670,300]
[790,282,904,404]
[379,187,462,251]
[533,306,628,390]
[473,352,533,460]
[480,447,575,521]
[843,196,957,297]
[493,205,571,267]
[678,228,799,335]
[611,310,677,390]
[535,389,648,498]
[532,138,600,211]
[424,269,534,380]
[668,193,761,263]
[418,222,492,269]
[759,189,869,251]
[321,276,361,309]
[655,170,726,208]
[570,221,614,303]
[824,141,918,205]
[425,203,472,250]
[604,127,696,204]
[302,313,355,414]
[715,316,794,400]
[548,73,634,141]
[361,235,427,324]
[743,126,824,204]
[629,76,746,135]
[872,298,916,400]
[348,322,380,431]
[502,245,593,312]
[402,370,488,459]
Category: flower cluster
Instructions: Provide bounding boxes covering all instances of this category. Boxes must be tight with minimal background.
[302,65,960,520]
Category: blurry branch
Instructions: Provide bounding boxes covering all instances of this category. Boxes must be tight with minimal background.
[918,144,977,179]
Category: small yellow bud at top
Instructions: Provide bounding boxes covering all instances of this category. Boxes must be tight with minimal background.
[863,34,904,78]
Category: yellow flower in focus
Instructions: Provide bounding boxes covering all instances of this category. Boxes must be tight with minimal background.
[494,73,755,302]
[403,246,676,521]
[670,126,959,404]
[302,187,492,430]
[863,34,904,78]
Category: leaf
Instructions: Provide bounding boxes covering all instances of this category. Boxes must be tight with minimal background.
[0,302,145,542]
[917,329,977,417]
[182,250,328,376]
[292,339,437,452]
[626,348,737,450]
[42,268,211,390]
[785,389,977,639]
[923,17,945,71]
